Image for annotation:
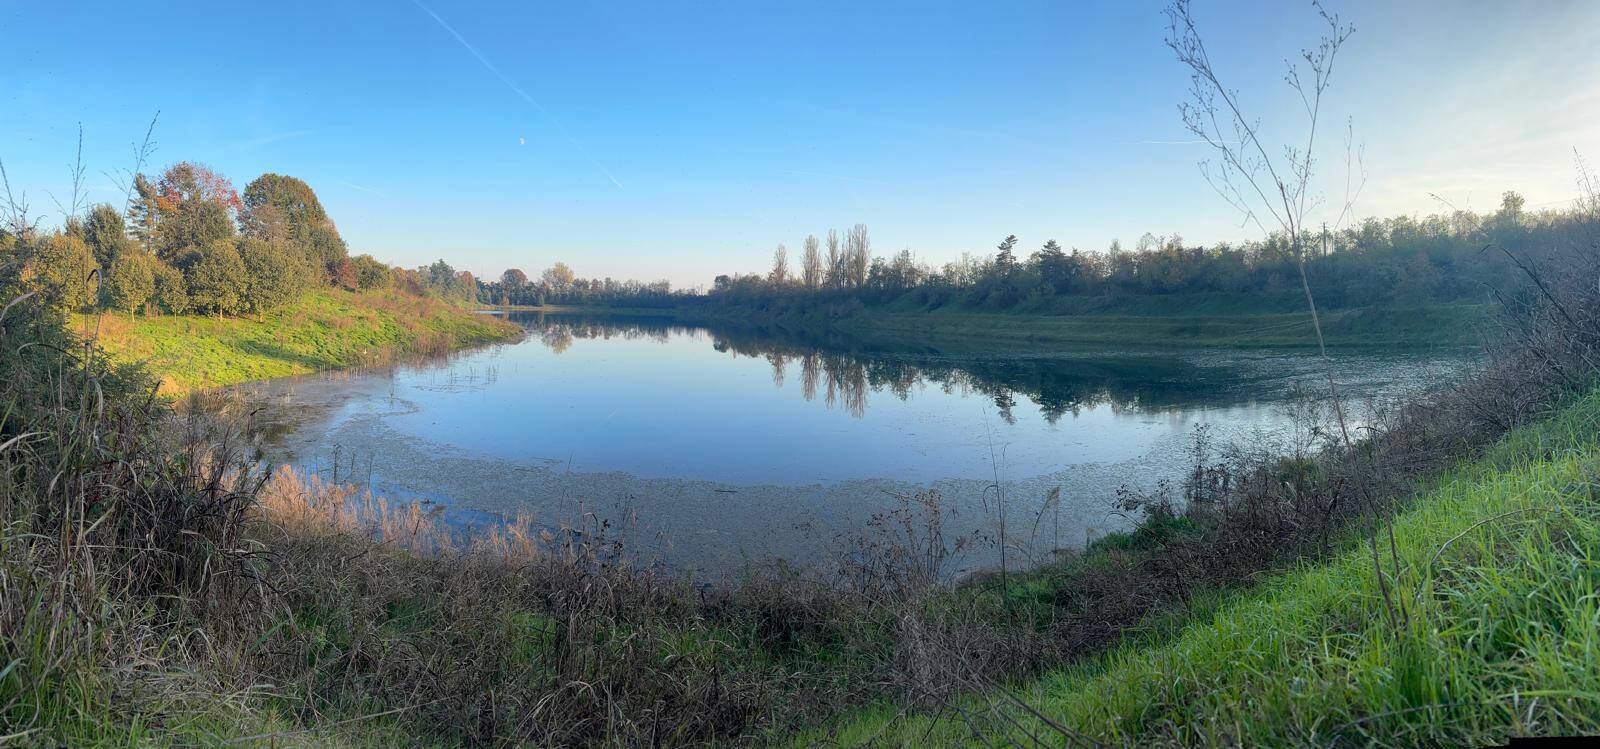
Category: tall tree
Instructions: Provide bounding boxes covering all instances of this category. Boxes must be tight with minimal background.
[240,173,329,241]
[1035,239,1069,290]
[824,229,843,289]
[994,234,1018,273]
[541,262,575,295]
[769,243,789,287]
[126,174,160,252]
[846,224,870,287]
[801,234,821,290]
[500,268,529,290]
[149,162,240,263]
[240,173,349,280]
[426,259,457,291]
[82,203,133,268]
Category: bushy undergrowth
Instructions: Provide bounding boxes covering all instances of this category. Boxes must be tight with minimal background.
[809,397,1600,746]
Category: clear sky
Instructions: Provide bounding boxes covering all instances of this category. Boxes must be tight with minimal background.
[3,1,1598,287]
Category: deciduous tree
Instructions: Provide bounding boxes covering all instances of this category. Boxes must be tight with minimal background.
[801,234,821,290]
[769,244,788,287]
[184,238,247,317]
[238,238,307,316]
[149,163,240,262]
[105,250,156,317]
[30,233,98,311]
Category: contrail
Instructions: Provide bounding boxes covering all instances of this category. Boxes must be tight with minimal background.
[233,130,313,150]
[1126,139,1240,145]
[412,0,625,189]
[339,180,389,197]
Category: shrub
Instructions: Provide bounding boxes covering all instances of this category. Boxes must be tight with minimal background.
[28,233,98,311]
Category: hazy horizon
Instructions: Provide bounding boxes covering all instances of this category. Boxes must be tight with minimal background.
[4,0,1598,287]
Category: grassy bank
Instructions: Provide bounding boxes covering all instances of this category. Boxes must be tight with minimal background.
[76,289,521,395]
[804,389,1600,746]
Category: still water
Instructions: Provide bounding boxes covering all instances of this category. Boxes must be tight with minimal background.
[228,311,1469,578]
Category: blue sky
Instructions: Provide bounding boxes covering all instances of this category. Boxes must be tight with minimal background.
[2,1,1597,287]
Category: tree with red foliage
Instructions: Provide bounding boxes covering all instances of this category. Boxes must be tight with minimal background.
[147,162,241,263]
[331,256,359,290]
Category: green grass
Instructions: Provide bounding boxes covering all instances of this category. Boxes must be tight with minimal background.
[800,390,1600,747]
[76,289,520,395]
[833,302,1487,349]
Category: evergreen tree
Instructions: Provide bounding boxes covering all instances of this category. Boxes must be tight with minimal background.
[82,203,133,268]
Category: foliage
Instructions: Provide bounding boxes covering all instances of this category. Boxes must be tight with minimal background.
[145,162,240,262]
[350,253,392,289]
[184,238,246,315]
[150,260,188,314]
[82,202,134,267]
[240,172,329,241]
[29,233,98,311]
[237,237,308,315]
[104,250,156,316]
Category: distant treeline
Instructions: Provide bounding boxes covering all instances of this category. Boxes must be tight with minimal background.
[478,192,1590,316]
[476,262,680,309]
[1,162,488,318]
[702,193,1585,313]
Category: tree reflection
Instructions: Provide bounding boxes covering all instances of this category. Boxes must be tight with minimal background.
[511,311,1251,422]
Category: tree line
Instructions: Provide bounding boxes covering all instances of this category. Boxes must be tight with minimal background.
[475,262,679,309]
[701,192,1582,313]
[1,161,484,320]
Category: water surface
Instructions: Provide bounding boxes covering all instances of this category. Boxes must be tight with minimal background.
[228,311,1469,577]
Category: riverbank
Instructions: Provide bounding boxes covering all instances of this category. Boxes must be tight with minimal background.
[77,289,521,396]
[803,386,1600,746]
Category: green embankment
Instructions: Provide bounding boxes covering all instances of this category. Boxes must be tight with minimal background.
[804,390,1600,746]
[77,289,521,395]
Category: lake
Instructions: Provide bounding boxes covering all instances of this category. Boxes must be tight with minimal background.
[225,311,1470,579]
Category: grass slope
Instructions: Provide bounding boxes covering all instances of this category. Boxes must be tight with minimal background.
[76,290,520,395]
[805,390,1600,747]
